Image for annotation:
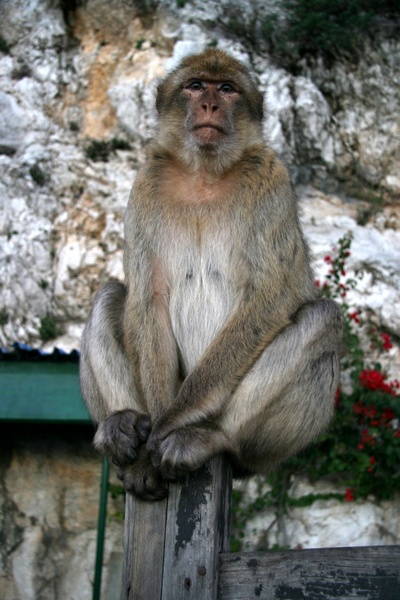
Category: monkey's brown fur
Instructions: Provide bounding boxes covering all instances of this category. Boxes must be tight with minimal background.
[80,49,343,500]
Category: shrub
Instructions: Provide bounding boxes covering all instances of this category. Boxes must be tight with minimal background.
[232,233,400,550]
[0,35,10,54]
[311,236,400,500]
[39,315,61,341]
[29,164,47,186]
[85,138,131,162]
[262,0,399,65]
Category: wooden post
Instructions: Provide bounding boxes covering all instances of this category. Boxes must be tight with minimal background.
[121,455,232,600]
[121,455,400,599]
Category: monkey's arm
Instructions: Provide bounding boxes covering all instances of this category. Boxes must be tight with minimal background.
[123,286,179,418]
[123,196,180,420]
[93,280,177,501]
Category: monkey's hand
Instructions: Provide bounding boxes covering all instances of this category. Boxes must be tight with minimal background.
[93,409,151,467]
[116,445,168,501]
[148,425,233,481]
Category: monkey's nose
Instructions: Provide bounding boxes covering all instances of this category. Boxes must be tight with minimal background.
[201,102,219,116]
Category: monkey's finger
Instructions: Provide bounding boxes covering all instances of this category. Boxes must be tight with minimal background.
[125,446,138,463]
[112,447,137,467]
[137,415,151,442]
[148,449,162,469]
[118,466,168,501]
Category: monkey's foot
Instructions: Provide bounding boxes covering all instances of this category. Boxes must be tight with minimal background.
[117,446,167,501]
[94,409,151,467]
[155,426,233,481]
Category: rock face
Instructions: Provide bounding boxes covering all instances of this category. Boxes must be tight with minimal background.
[0,1,399,598]
[0,0,399,351]
[234,475,400,552]
[0,427,124,600]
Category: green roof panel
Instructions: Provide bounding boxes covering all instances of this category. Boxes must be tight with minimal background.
[0,362,91,423]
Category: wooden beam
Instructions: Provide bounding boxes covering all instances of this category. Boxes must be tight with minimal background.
[219,545,400,600]
[121,455,232,600]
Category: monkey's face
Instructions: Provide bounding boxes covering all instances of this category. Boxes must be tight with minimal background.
[156,49,264,171]
[181,79,241,148]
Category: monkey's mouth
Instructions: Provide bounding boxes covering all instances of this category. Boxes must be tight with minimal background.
[194,124,224,133]
[192,124,225,144]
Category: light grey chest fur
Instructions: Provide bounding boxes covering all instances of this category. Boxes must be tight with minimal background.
[164,227,237,373]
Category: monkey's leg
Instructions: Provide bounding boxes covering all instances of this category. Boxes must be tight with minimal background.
[80,282,167,500]
[220,298,343,473]
[151,298,342,481]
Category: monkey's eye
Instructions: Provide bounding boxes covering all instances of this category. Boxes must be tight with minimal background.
[187,80,203,91]
[219,83,236,93]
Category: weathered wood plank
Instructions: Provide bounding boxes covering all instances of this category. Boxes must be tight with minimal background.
[121,455,232,600]
[161,455,232,600]
[219,545,400,600]
[121,492,168,600]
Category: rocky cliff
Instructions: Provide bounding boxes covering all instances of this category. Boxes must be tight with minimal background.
[0,0,399,366]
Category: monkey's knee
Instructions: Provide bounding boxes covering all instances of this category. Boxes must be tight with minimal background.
[294,297,343,331]
[91,281,127,327]
[81,282,127,349]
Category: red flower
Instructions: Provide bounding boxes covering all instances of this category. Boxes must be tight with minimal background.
[334,388,341,407]
[345,488,355,502]
[324,255,332,263]
[353,401,365,415]
[360,370,374,389]
[349,311,360,324]
[314,279,321,288]
[382,408,395,421]
[365,406,377,419]
[381,333,393,351]
[359,369,394,394]
[360,428,376,447]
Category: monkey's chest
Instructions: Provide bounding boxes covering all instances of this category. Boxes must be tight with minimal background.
[168,254,236,373]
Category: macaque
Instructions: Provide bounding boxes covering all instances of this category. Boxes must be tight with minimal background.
[80,49,343,500]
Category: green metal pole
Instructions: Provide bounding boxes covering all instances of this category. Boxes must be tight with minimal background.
[93,457,110,600]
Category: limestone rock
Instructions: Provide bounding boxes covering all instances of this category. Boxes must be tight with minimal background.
[0,92,29,155]
[0,0,399,350]
[1,432,125,600]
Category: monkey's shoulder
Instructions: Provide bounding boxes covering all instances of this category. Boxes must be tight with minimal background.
[257,147,291,186]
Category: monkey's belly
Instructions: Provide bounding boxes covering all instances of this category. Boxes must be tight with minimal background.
[169,278,234,373]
